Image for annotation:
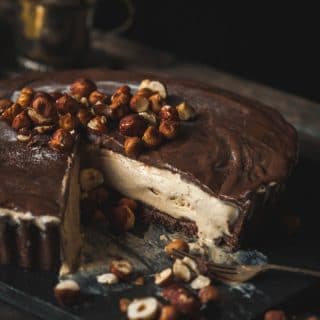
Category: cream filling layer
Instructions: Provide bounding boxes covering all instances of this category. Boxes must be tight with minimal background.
[97,150,239,242]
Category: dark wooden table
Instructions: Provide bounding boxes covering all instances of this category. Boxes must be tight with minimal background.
[0,31,320,320]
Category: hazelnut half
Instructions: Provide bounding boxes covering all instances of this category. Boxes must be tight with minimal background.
[139,79,168,99]
[110,259,133,279]
[172,259,192,282]
[138,111,158,126]
[142,126,162,148]
[155,268,173,287]
[16,87,34,108]
[32,94,56,119]
[190,275,211,290]
[119,114,147,137]
[124,136,144,157]
[127,297,159,320]
[149,93,164,113]
[130,95,150,113]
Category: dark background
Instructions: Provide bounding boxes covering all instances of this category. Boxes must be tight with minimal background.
[94,1,320,102]
[0,1,319,102]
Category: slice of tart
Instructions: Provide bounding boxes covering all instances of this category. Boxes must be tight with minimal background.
[0,69,297,273]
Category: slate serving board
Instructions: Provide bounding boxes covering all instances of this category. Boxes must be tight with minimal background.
[0,69,319,320]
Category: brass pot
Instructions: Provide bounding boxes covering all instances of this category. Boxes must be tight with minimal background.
[17,0,95,69]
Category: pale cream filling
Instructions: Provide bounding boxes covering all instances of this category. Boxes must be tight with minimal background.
[97,150,239,243]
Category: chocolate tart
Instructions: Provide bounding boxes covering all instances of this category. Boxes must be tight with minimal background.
[0,69,297,272]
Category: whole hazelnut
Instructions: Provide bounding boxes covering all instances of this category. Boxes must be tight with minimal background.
[87,116,108,135]
[70,78,97,99]
[110,205,136,232]
[264,310,287,320]
[28,108,54,126]
[124,137,143,157]
[198,285,219,304]
[76,108,93,126]
[159,121,179,139]
[159,105,179,122]
[142,126,162,148]
[135,88,154,98]
[149,93,164,113]
[16,87,34,108]
[1,103,23,123]
[89,90,108,105]
[130,95,150,113]
[49,129,74,152]
[12,110,31,130]
[119,114,147,137]
[56,94,80,115]
[0,99,13,114]
[32,95,56,119]
[59,113,77,131]
[139,111,158,126]
[159,305,179,320]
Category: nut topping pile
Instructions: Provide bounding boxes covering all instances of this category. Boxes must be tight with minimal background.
[0,78,196,155]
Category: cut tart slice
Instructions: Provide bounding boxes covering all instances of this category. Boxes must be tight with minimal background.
[0,69,297,273]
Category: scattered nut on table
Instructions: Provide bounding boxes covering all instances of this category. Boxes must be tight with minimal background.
[96,273,119,285]
[155,268,173,287]
[54,280,81,306]
[127,297,159,320]
[198,285,219,304]
[182,256,199,274]
[119,298,131,313]
[173,259,192,282]
[190,275,211,290]
[164,239,189,256]
[110,259,133,279]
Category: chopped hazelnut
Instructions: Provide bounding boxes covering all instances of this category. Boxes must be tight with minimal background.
[70,78,97,99]
[159,105,179,122]
[142,126,162,148]
[87,115,108,134]
[0,99,13,114]
[155,268,173,287]
[198,285,219,304]
[119,114,147,137]
[110,205,135,232]
[176,102,196,121]
[59,113,78,131]
[149,93,164,113]
[16,87,34,108]
[12,111,31,130]
[159,121,179,139]
[130,95,150,113]
[165,239,189,256]
[110,259,133,279]
[138,111,158,126]
[76,108,93,126]
[124,137,144,157]
[49,129,74,152]
[1,103,23,124]
[56,94,80,115]
[89,90,108,105]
